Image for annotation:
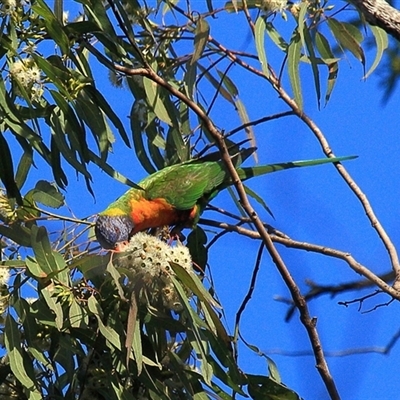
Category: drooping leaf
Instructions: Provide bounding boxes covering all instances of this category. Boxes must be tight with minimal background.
[315,32,339,104]
[49,107,92,180]
[88,150,138,188]
[287,31,303,110]
[303,26,321,108]
[32,0,70,54]
[31,180,65,209]
[247,373,301,399]
[87,295,122,350]
[30,225,58,276]
[0,225,31,247]
[191,17,210,65]
[40,285,64,330]
[265,21,288,51]
[243,184,274,217]
[234,98,257,162]
[187,228,208,271]
[83,85,131,147]
[75,90,114,161]
[0,133,22,204]
[197,64,235,104]
[143,77,174,126]
[255,17,269,78]
[50,90,89,162]
[364,25,388,79]
[216,69,239,98]
[328,18,365,67]
[5,315,42,399]
[15,148,33,190]
[297,1,309,52]
[130,101,157,175]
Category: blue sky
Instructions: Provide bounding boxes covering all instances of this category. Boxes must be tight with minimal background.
[9,1,400,398]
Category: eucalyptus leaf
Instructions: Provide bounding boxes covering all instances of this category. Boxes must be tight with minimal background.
[191,18,210,65]
[255,17,269,78]
[31,180,65,209]
[288,31,303,110]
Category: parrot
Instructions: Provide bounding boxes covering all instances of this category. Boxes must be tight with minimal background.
[95,155,355,251]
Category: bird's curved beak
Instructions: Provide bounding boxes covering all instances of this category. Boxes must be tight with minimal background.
[113,240,130,253]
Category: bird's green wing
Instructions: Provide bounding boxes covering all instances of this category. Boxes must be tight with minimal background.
[140,161,226,210]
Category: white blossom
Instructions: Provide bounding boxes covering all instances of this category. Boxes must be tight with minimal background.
[114,233,193,312]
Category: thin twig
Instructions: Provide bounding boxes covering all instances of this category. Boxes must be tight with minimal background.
[201,218,400,300]
[233,242,264,361]
[225,111,295,137]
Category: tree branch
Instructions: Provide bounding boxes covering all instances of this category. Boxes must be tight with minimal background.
[200,218,400,300]
[350,0,400,41]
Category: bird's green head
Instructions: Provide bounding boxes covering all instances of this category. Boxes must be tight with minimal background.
[95,214,135,250]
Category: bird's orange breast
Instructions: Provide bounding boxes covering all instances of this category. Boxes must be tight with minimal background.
[129,197,198,233]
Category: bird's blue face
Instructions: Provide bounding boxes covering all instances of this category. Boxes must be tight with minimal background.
[95,215,135,250]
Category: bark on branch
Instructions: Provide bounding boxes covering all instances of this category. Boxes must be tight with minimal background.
[350,0,400,41]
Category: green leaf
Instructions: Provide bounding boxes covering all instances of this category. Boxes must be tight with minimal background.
[341,21,364,44]
[49,90,89,162]
[303,26,321,108]
[49,107,92,180]
[234,98,257,162]
[30,225,58,276]
[216,70,239,98]
[166,126,190,164]
[197,64,235,104]
[40,285,64,330]
[126,293,143,374]
[247,373,301,400]
[184,61,197,100]
[31,180,65,209]
[83,85,130,148]
[0,225,31,247]
[32,0,70,54]
[191,17,210,65]
[143,77,174,126]
[5,315,42,398]
[297,1,309,51]
[81,0,118,38]
[87,295,122,350]
[15,148,33,190]
[76,254,109,279]
[0,133,22,204]
[315,31,338,104]
[265,22,288,51]
[364,25,388,79]
[75,90,114,161]
[32,55,72,99]
[225,0,264,12]
[171,263,221,310]
[244,184,274,217]
[130,102,157,175]
[88,150,138,188]
[328,18,365,66]
[288,32,303,110]
[53,335,76,383]
[69,299,88,328]
[255,17,269,78]
[187,228,208,271]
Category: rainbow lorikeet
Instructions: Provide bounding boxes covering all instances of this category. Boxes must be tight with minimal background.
[95,155,354,251]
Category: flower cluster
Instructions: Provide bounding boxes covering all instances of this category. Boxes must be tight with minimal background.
[0,0,16,15]
[114,233,193,312]
[0,191,16,224]
[261,0,287,13]
[9,58,43,101]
